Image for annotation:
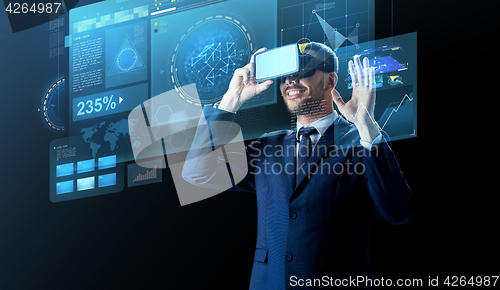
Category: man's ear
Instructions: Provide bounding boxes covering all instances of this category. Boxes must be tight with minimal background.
[326,72,338,89]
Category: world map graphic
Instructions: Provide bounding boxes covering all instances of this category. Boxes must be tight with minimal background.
[79,119,133,158]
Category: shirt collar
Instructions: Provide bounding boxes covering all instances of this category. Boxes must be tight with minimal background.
[295,110,338,140]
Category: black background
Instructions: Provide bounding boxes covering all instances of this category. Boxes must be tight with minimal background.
[0,0,496,289]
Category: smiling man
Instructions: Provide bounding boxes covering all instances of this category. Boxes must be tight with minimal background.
[182,42,414,289]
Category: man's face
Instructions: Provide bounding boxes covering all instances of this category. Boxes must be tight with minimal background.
[279,69,329,116]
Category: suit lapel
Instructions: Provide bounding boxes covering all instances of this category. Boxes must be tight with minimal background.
[290,116,351,201]
[283,131,297,192]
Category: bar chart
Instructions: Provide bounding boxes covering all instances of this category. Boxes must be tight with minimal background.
[127,160,162,187]
[132,165,157,182]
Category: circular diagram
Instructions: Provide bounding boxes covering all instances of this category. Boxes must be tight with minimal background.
[171,16,253,106]
[116,47,138,72]
[42,78,67,132]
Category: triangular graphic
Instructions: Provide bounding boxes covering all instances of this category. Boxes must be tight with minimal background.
[315,13,346,50]
[108,35,145,76]
[298,42,309,53]
[347,26,358,45]
[332,30,347,49]
[228,44,237,57]
[205,68,215,86]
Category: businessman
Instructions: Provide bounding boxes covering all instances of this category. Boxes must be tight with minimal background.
[182,42,414,289]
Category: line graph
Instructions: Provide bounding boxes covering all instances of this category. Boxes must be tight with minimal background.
[339,92,414,131]
[379,93,413,130]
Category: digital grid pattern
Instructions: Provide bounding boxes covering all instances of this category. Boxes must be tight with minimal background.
[183,30,242,93]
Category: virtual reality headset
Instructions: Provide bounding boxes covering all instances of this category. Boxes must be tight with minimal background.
[254,43,337,83]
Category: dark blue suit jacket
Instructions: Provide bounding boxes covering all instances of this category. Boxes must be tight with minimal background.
[183,106,414,289]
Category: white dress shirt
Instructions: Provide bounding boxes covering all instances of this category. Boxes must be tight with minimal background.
[296,110,382,151]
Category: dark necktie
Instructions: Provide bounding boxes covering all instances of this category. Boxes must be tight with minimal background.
[296,126,318,187]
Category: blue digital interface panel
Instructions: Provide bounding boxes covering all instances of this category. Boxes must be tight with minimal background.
[336,32,417,141]
[56,162,74,178]
[49,136,124,203]
[345,56,407,80]
[77,176,95,191]
[67,0,246,163]
[279,0,375,49]
[98,173,117,188]
[56,0,416,202]
[66,0,279,163]
[77,159,94,174]
[150,0,277,115]
[56,180,74,195]
[98,155,116,170]
[72,83,149,122]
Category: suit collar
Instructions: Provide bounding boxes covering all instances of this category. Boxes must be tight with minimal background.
[295,111,339,142]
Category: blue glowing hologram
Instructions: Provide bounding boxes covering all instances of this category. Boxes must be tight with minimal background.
[345,56,407,81]
[42,78,67,132]
[315,12,359,50]
[334,32,417,141]
[98,173,117,188]
[56,180,74,195]
[98,155,117,170]
[56,163,74,177]
[173,20,250,104]
[151,0,277,111]
[377,92,414,136]
[183,29,242,93]
[108,35,146,76]
[77,176,95,191]
[49,136,125,203]
[388,75,404,86]
[77,159,95,174]
[105,21,148,88]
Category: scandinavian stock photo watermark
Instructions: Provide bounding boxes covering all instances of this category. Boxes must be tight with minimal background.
[247,141,379,176]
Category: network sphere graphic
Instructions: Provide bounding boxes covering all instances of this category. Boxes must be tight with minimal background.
[172,18,252,105]
[183,30,241,94]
